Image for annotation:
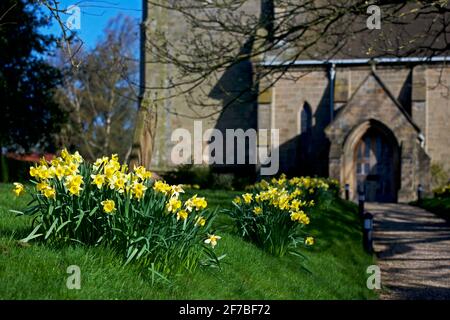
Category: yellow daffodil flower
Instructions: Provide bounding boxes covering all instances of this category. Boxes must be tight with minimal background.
[65,175,83,196]
[300,215,310,225]
[242,193,253,204]
[290,199,301,211]
[290,210,310,225]
[61,148,70,161]
[153,180,172,196]
[278,194,290,210]
[91,174,106,189]
[195,216,206,227]
[133,165,152,180]
[253,206,263,215]
[101,199,116,214]
[68,183,82,196]
[232,196,242,205]
[185,195,207,211]
[36,181,50,192]
[54,165,65,180]
[65,163,79,175]
[171,184,185,197]
[93,156,108,171]
[29,166,38,178]
[37,166,51,180]
[177,210,188,221]
[132,181,147,200]
[72,151,83,163]
[39,157,48,166]
[12,183,25,197]
[166,197,182,213]
[66,175,83,186]
[104,160,120,179]
[109,173,127,193]
[305,237,314,246]
[43,187,56,199]
[51,157,63,167]
[204,234,221,248]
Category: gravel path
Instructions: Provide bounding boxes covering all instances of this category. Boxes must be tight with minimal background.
[368,202,450,300]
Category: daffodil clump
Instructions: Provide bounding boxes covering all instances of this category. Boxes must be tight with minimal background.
[250,175,339,202]
[227,175,338,257]
[13,149,221,279]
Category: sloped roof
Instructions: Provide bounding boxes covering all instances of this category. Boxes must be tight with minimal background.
[265,2,450,62]
[333,69,421,133]
[6,153,55,163]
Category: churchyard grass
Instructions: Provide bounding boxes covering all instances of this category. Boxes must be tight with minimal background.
[0,183,378,299]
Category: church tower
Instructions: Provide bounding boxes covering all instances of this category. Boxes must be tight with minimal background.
[132,0,270,175]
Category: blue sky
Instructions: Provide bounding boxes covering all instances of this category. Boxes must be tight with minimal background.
[43,0,142,50]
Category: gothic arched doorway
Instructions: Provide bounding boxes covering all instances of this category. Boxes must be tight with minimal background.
[341,120,400,203]
[354,128,399,202]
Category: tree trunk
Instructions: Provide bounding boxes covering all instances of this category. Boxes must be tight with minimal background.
[0,152,9,183]
[128,99,157,170]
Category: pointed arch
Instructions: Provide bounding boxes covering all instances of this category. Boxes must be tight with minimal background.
[299,102,312,135]
[342,119,400,202]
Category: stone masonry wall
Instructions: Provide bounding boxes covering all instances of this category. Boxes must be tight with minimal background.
[425,65,450,173]
[271,69,330,175]
[270,64,449,181]
[143,1,261,172]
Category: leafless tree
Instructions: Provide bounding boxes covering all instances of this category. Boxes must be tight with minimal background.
[53,14,139,162]
[128,0,450,167]
[39,0,450,167]
[142,0,449,95]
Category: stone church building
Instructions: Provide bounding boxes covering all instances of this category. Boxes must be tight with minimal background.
[138,1,450,203]
[263,60,448,203]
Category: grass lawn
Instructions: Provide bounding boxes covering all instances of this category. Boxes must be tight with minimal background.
[415,197,450,221]
[0,183,378,300]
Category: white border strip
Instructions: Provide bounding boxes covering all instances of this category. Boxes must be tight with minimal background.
[261,56,450,67]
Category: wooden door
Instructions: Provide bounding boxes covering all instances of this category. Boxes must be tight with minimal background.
[355,130,395,202]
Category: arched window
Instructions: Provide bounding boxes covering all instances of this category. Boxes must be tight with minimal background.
[300,103,312,134]
[298,102,313,173]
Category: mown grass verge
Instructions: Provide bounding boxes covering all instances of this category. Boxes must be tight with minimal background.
[0,183,377,299]
[414,197,450,222]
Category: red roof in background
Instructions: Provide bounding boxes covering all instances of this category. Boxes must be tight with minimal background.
[6,153,55,163]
